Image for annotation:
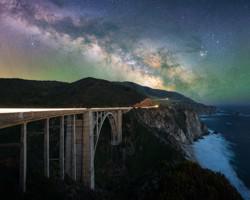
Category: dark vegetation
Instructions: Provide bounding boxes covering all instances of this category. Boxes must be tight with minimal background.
[0,77,215,113]
[0,78,145,107]
[136,161,243,200]
[0,126,20,199]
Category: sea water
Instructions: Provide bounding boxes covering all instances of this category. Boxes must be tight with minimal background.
[193,106,250,200]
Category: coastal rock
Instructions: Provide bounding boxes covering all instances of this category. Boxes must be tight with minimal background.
[133,106,207,146]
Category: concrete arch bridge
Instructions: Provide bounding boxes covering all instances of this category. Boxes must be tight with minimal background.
[0,106,157,192]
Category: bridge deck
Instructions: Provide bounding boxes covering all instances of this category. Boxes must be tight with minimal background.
[0,107,133,129]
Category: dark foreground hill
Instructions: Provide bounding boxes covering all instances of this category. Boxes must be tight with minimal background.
[0,77,215,113]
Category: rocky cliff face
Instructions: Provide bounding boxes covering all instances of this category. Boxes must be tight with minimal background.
[126,106,208,154]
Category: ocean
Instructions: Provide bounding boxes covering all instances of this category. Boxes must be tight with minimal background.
[192,106,250,200]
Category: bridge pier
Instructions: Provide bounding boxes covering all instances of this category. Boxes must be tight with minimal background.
[82,111,95,190]
[72,115,77,181]
[59,116,65,179]
[65,116,72,177]
[19,123,27,193]
[64,116,74,179]
[117,110,123,144]
[111,110,123,146]
[76,117,84,181]
[44,118,50,178]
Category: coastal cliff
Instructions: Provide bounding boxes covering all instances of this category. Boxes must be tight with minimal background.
[92,106,243,200]
[134,107,207,143]
[124,107,208,158]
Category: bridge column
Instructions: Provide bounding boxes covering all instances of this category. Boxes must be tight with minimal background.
[65,115,77,180]
[19,123,27,192]
[65,116,72,176]
[82,111,95,190]
[76,117,84,181]
[59,116,65,179]
[44,118,50,178]
[72,115,77,181]
[117,110,123,144]
[111,110,123,146]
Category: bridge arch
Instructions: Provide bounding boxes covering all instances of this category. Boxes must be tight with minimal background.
[93,112,119,155]
[82,110,123,190]
[93,111,124,189]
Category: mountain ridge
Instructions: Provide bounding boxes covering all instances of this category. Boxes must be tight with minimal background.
[0,77,215,113]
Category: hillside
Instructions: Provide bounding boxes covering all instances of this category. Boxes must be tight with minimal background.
[0,78,145,107]
[119,81,215,113]
[0,77,214,113]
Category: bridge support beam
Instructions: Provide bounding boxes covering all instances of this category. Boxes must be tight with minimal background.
[44,118,50,178]
[76,118,84,181]
[117,110,123,144]
[71,115,77,181]
[111,110,123,146]
[83,111,95,190]
[65,116,72,177]
[65,115,77,180]
[19,123,27,193]
[59,116,65,179]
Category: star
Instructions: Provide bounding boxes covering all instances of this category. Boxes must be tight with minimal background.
[199,50,208,57]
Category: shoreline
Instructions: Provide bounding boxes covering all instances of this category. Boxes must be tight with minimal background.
[191,132,250,200]
[183,144,197,162]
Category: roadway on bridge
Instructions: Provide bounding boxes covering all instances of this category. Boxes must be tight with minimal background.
[0,108,130,113]
[0,106,158,129]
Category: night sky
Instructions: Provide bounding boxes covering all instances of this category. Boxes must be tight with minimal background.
[0,0,249,104]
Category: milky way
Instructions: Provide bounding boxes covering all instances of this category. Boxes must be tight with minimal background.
[0,0,249,104]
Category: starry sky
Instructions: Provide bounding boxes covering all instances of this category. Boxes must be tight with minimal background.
[0,0,249,104]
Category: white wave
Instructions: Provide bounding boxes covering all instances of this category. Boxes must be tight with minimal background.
[192,134,250,200]
[208,129,214,133]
